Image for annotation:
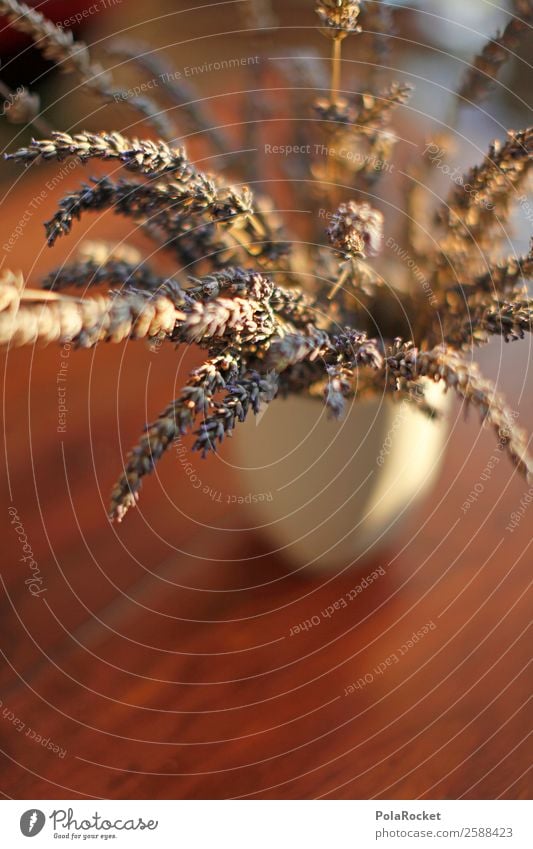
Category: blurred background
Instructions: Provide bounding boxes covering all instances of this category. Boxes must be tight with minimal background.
[0,0,531,799]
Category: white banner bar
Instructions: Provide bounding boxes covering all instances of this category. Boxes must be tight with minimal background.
[1,799,531,847]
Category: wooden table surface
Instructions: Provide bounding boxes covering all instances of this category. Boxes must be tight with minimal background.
[0,154,532,802]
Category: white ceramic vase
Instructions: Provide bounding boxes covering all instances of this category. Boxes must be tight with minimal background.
[233,380,450,572]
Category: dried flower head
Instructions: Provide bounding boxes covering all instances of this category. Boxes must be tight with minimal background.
[316,0,362,39]
[327,201,384,258]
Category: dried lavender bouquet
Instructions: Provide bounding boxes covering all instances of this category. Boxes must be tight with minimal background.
[0,0,531,522]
